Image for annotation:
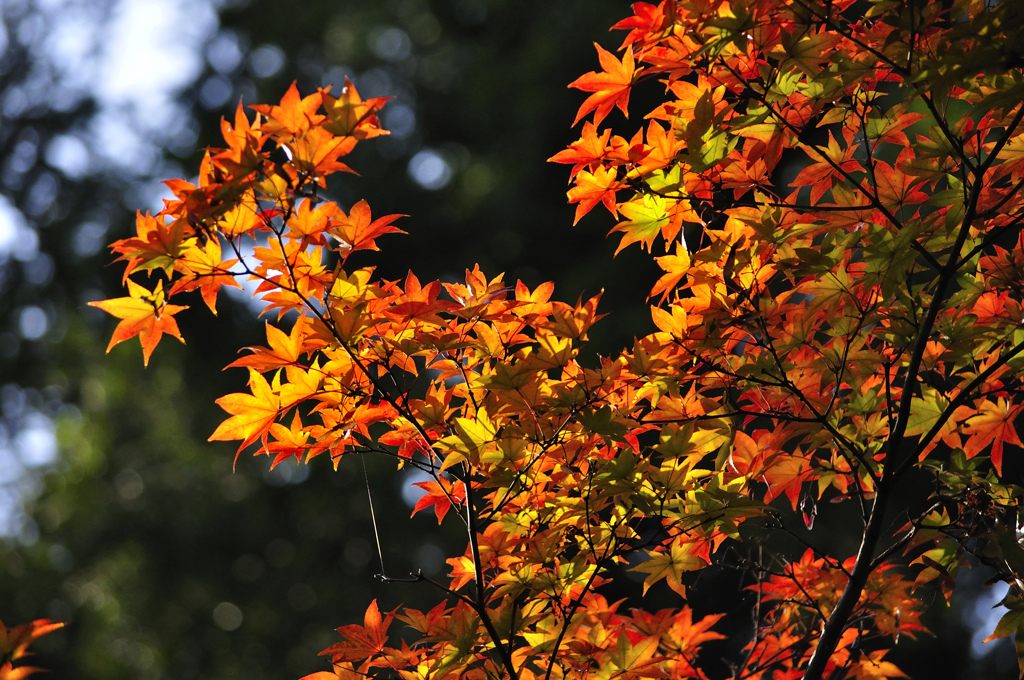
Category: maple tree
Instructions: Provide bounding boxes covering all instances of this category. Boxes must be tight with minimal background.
[89,0,1024,678]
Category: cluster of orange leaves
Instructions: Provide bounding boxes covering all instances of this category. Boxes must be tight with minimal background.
[92,0,1024,679]
[0,619,62,680]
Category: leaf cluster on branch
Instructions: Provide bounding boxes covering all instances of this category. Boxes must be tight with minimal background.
[91,1,1024,679]
[0,619,62,680]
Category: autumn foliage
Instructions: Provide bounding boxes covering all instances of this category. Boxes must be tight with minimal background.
[92,1,1024,679]
[0,619,63,680]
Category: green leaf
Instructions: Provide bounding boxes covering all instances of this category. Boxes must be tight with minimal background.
[903,386,948,439]
[983,595,1024,643]
[580,405,629,443]
[437,414,496,469]
[628,540,703,597]
[613,193,671,253]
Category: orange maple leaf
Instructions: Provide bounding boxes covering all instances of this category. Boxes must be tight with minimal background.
[266,414,312,468]
[321,78,391,140]
[209,368,282,453]
[544,293,606,341]
[387,273,455,325]
[110,212,194,279]
[287,126,358,183]
[961,398,1024,476]
[87,280,187,367]
[411,476,466,524]
[650,243,692,302]
[569,43,637,126]
[0,618,64,680]
[213,101,263,178]
[567,165,624,225]
[612,1,673,49]
[328,200,405,256]
[170,237,241,314]
[321,600,395,664]
[216,192,264,237]
[629,537,705,597]
[548,121,615,178]
[228,318,323,371]
[791,130,861,204]
[251,81,324,137]
[286,199,338,244]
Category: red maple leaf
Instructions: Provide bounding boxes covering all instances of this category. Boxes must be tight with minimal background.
[411,476,466,523]
[321,600,395,664]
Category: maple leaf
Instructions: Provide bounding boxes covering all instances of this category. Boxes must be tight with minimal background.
[872,156,930,211]
[386,272,456,326]
[864,107,927,147]
[213,100,263,178]
[612,193,678,254]
[398,601,453,638]
[548,121,615,177]
[88,280,187,366]
[286,199,337,244]
[775,30,842,77]
[251,81,324,137]
[321,600,395,664]
[216,192,264,237]
[650,302,692,339]
[0,619,63,680]
[650,243,691,302]
[545,293,605,341]
[569,43,637,126]
[328,200,405,256]
[171,237,241,313]
[228,318,322,371]
[609,632,664,679]
[790,130,862,203]
[633,119,686,176]
[567,165,624,225]
[446,554,477,592]
[162,176,218,223]
[612,1,672,49]
[411,476,466,523]
[209,368,282,453]
[110,211,194,278]
[437,414,497,469]
[266,415,311,468]
[321,78,391,140]
[629,537,705,597]
[960,398,1024,475]
[514,279,556,322]
[287,126,358,183]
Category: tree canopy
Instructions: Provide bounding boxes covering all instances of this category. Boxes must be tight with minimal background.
[85,1,1024,679]
[7,0,1024,678]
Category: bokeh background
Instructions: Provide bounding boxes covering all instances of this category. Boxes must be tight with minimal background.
[0,0,1017,677]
